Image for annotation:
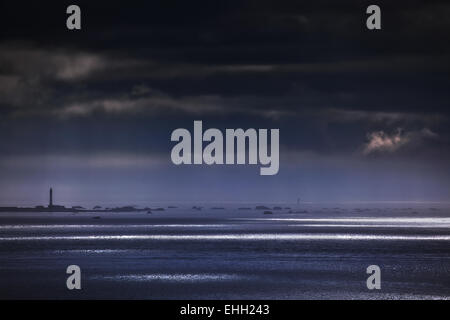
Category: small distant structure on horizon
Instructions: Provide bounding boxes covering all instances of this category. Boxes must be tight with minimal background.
[47,187,65,211]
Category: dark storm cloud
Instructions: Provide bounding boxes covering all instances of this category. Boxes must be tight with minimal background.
[0,0,450,203]
[2,1,450,117]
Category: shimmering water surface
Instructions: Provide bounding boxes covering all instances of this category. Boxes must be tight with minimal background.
[0,204,449,299]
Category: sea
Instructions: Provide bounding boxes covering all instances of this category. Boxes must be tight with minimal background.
[0,203,449,299]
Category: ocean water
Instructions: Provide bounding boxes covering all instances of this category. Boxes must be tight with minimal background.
[0,204,449,299]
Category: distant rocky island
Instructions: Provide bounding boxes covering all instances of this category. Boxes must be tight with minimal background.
[0,188,148,213]
[0,188,304,215]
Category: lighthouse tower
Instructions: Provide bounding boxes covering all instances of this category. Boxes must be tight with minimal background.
[49,188,53,208]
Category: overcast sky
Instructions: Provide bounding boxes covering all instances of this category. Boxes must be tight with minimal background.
[0,0,449,205]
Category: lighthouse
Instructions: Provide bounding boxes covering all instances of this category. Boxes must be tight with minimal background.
[49,188,53,208]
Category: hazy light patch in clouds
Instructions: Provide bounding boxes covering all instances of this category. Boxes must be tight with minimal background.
[325,108,445,126]
[363,130,407,155]
[54,54,105,80]
[118,56,450,79]
[0,44,111,113]
[363,128,438,155]
[0,153,167,170]
[0,44,105,81]
[55,95,226,118]
[204,56,450,76]
[0,74,48,107]
[54,85,293,120]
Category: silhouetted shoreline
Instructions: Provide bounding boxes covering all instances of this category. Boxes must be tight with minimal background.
[0,206,148,213]
[0,187,153,213]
